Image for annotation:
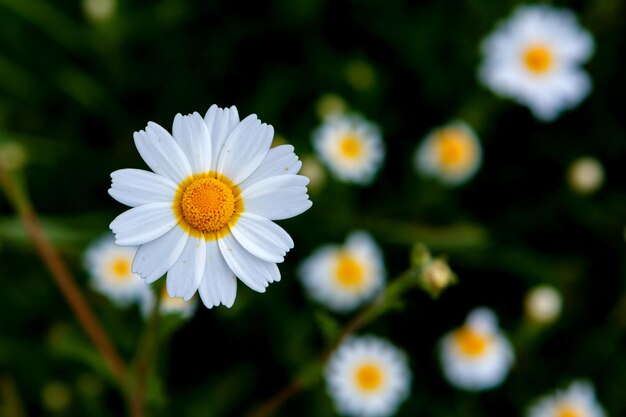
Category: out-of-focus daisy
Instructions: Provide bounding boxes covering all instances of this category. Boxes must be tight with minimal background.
[567,157,604,195]
[440,307,514,391]
[525,285,562,325]
[84,235,149,307]
[414,121,482,185]
[325,335,411,417]
[528,380,606,417]
[109,105,312,309]
[299,231,385,312]
[479,5,594,121]
[312,114,384,185]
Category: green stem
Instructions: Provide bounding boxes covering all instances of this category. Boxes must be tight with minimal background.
[130,287,162,417]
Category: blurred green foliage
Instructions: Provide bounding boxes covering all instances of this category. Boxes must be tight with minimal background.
[0,0,625,416]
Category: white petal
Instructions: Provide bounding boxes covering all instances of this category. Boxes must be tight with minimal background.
[241,175,312,220]
[204,105,240,170]
[110,203,177,246]
[217,233,280,293]
[238,145,302,190]
[198,241,237,308]
[166,236,206,301]
[229,213,293,263]
[132,226,188,283]
[172,112,212,174]
[108,169,177,208]
[134,122,192,183]
[217,115,274,184]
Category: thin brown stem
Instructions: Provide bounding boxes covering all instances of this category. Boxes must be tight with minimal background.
[246,380,306,417]
[245,292,388,417]
[0,164,128,389]
[0,374,26,417]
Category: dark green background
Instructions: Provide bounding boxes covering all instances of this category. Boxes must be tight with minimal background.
[0,0,625,415]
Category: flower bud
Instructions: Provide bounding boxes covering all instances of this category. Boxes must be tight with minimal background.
[567,157,604,195]
[525,285,562,324]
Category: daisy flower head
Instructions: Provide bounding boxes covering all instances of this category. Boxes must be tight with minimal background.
[440,307,514,391]
[312,114,384,185]
[109,105,312,309]
[479,5,594,121]
[414,121,482,185]
[298,231,385,312]
[528,380,606,417]
[325,335,411,417]
[84,235,150,307]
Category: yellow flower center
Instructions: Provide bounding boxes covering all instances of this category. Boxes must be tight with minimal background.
[173,173,243,240]
[523,45,553,74]
[338,134,363,159]
[354,363,383,392]
[335,253,365,288]
[556,404,582,417]
[436,128,475,169]
[110,257,131,280]
[453,326,491,358]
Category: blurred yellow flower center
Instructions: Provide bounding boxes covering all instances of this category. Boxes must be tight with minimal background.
[174,173,243,239]
[556,405,582,417]
[335,254,365,288]
[454,326,491,357]
[110,258,131,280]
[339,134,363,159]
[523,45,553,74]
[436,129,474,168]
[354,363,383,391]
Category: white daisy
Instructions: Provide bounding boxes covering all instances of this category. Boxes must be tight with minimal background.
[528,380,606,417]
[479,5,594,121]
[440,307,514,391]
[109,105,312,309]
[298,231,385,312]
[84,235,150,307]
[312,114,384,185]
[414,121,482,185]
[325,335,411,417]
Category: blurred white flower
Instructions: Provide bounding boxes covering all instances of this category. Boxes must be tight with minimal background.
[84,235,150,307]
[525,285,562,325]
[325,335,411,417]
[567,157,604,195]
[313,114,384,185]
[528,380,606,417]
[109,105,312,309]
[440,307,514,391]
[414,121,482,185]
[479,5,594,121]
[299,231,385,312]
